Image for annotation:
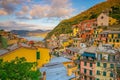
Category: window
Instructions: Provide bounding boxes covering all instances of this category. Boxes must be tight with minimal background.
[84,62,87,66]
[116,39,119,43]
[96,78,100,80]
[36,51,40,59]
[112,34,114,38]
[119,34,120,38]
[84,76,87,80]
[90,70,92,75]
[109,39,111,42]
[103,72,106,76]
[78,65,80,69]
[110,64,114,68]
[110,72,114,77]
[96,70,100,75]
[108,55,110,61]
[103,63,107,68]
[90,77,92,80]
[101,16,104,19]
[100,54,102,60]
[90,63,93,67]
[113,55,115,61]
[97,62,100,67]
[113,39,115,43]
[84,69,87,74]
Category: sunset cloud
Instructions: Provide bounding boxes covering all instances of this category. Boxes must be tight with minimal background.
[0,0,23,14]
[0,0,74,19]
[0,21,54,30]
[0,9,8,15]
[29,0,74,19]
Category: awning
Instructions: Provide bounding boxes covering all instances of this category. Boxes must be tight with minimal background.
[82,52,96,58]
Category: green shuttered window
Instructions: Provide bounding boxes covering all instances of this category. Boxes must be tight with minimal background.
[96,78,100,80]
[90,70,92,75]
[103,63,107,68]
[96,70,100,75]
[110,72,114,77]
[84,62,87,66]
[84,69,86,74]
[100,54,102,60]
[90,63,92,67]
[36,51,40,59]
[110,64,114,68]
[103,72,106,76]
[97,62,100,67]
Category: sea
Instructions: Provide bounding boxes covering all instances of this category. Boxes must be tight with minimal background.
[21,36,44,41]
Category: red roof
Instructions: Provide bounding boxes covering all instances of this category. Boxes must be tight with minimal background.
[29,41,34,44]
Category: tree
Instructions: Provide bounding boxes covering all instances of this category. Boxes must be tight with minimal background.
[1,36,8,49]
[0,57,41,80]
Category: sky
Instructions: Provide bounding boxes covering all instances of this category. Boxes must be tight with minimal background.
[0,0,105,31]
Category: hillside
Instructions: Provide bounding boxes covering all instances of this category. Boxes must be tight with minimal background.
[45,0,120,39]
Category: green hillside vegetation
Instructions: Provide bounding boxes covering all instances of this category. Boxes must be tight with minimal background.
[45,0,120,39]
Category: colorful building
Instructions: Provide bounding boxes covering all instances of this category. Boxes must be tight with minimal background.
[93,28,103,46]
[109,17,118,26]
[72,25,79,37]
[0,46,50,68]
[80,47,97,80]
[97,12,118,26]
[77,19,96,42]
[95,45,117,80]
[107,31,120,48]
[99,31,110,44]
[73,38,81,48]
[97,12,109,26]
[99,31,120,48]
[79,45,118,80]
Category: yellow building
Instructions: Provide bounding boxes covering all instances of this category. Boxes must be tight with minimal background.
[7,39,18,45]
[0,47,50,68]
[107,31,120,48]
[95,52,116,80]
[63,62,78,80]
[93,28,103,46]
[62,39,73,48]
[109,17,118,26]
[72,26,79,37]
[62,41,70,48]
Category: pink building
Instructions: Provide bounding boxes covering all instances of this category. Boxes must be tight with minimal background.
[80,52,96,80]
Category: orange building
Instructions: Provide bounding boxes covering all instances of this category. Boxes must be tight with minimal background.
[76,19,97,41]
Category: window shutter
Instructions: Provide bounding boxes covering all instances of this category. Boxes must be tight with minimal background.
[36,51,40,59]
[100,54,102,60]
[103,72,106,76]
[110,72,114,77]
[110,64,114,68]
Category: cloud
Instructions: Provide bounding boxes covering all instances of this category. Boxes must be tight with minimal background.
[0,0,23,15]
[0,21,32,30]
[0,0,74,19]
[16,6,29,16]
[30,0,74,18]
[0,9,8,15]
[16,0,74,19]
[16,16,32,20]
[29,5,50,18]
[0,21,53,31]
